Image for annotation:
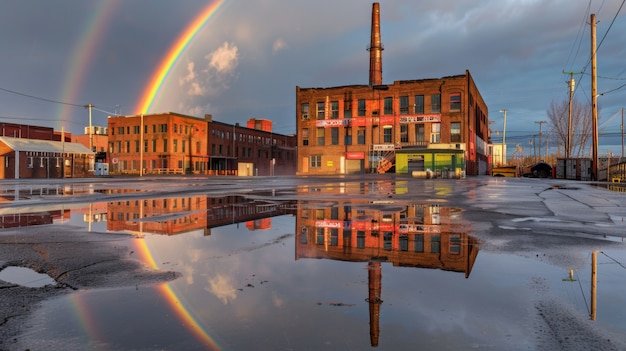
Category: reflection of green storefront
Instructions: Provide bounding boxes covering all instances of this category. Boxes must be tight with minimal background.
[395,149,465,174]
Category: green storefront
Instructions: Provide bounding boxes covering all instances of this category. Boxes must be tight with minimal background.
[395,148,465,174]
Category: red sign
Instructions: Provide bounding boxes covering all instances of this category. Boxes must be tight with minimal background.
[345,152,365,160]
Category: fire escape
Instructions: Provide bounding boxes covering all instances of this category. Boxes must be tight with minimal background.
[376,148,395,174]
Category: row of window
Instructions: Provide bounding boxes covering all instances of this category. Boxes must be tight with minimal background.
[211,129,279,146]
[112,123,180,136]
[301,122,461,147]
[301,93,461,120]
[110,139,201,154]
[110,139,292,161]
[303,229,460,254]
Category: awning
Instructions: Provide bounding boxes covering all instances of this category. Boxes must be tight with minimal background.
[0,136,93,154]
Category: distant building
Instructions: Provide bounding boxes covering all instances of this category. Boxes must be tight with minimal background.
[295,3,489,175]
[72,126,109,153]
[107,112,297,176]
[0,123,93,179]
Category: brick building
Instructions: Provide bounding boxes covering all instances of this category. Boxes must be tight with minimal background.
[107,112,296,176]
[295,3,489,175]
[0,123,93,179]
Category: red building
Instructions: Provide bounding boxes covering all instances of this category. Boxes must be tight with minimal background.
[107,113,296,176]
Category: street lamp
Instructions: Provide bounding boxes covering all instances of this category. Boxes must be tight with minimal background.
[499,109,507,164]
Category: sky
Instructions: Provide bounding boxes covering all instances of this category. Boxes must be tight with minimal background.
[0,0,625,156]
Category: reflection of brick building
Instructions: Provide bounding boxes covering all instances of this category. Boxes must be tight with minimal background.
[107,113,296,176]
[295,198,479,347]
[106,193,296,236]
[0,209,70,228]
[296,3,489,175]
[296,202,478,275]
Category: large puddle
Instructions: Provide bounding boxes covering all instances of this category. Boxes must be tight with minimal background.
[1,178,625,350]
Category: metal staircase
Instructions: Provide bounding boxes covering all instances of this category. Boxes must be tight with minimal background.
[376,150,395,174]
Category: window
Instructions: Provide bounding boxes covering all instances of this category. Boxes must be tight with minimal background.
[414,95,424,114]
[357,127,366,144]
[118,127,124,135]
[345,128,352,145]
[182,140,186,153]
[302,128,309,146]
[357,99,366,116]
[400,124,408,142]
[135,140,140,152]
[329,228,338,246]
[152,139,157,152]
[344,102,352,118]
[316,127,325,146]
[450,93,461,112]
[173,139,178,152]
[431,235,441,253]
[414,234,424,252]
[415,124,425,142]
[357,231,365,248]
[383,232,393,250]
[134,126,140,134]
[383,126,392,143]
[125,141,130,153]
[301,103,309,120]
[451,122,461,142]
[450,235,461,254]
[316,102,325,120]
[431,94,441,113]
[430,123,441,143]
[144,140,148,152]
[399,96,409,114]
[310,155,322,168]
[116,141,122,153]
[331,127,339,145]
[400,235,409,251]
[383,97,393,115]
[330,101,339,119]
[316,228,324,245]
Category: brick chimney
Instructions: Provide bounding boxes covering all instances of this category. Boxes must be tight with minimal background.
[368,2,383,86]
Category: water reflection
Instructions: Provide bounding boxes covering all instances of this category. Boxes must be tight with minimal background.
[4,183,625,350]
[296,200,478,346]
[106,195,297,235]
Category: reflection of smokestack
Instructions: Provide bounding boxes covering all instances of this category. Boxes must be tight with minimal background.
[368,2,384,86]
[367,261,382,347]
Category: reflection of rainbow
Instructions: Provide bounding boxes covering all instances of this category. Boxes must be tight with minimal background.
[135,0,225,114]
[135,239,222,350]
[58,1,119,128]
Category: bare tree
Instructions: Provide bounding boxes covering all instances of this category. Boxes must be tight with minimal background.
[547,98,592,158]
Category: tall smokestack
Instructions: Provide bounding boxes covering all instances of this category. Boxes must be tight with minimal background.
[368,2,383,86]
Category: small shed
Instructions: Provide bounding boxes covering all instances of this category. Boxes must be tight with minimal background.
[0,136,94,179]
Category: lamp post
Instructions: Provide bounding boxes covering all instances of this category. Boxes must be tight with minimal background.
[499,109,507,165]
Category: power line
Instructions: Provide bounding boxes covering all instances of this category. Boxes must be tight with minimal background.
[0,86,83,107]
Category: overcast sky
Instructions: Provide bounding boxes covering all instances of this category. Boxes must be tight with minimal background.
[1,0,625,155]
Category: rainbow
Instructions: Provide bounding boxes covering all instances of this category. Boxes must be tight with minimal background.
[134,239,222,350]
[58,1,119,128]
[135,0,225,114]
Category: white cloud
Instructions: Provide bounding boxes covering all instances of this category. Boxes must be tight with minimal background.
[206,41,239,74]
[206,274,237,304]
[272,38,287,54]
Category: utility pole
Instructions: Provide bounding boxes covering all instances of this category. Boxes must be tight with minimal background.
[499,109,507,164]
[85,103,94,152]
[563,71,578,179]
[619,107,624,162]
[591,13,599,180]
[535,121,547,160]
